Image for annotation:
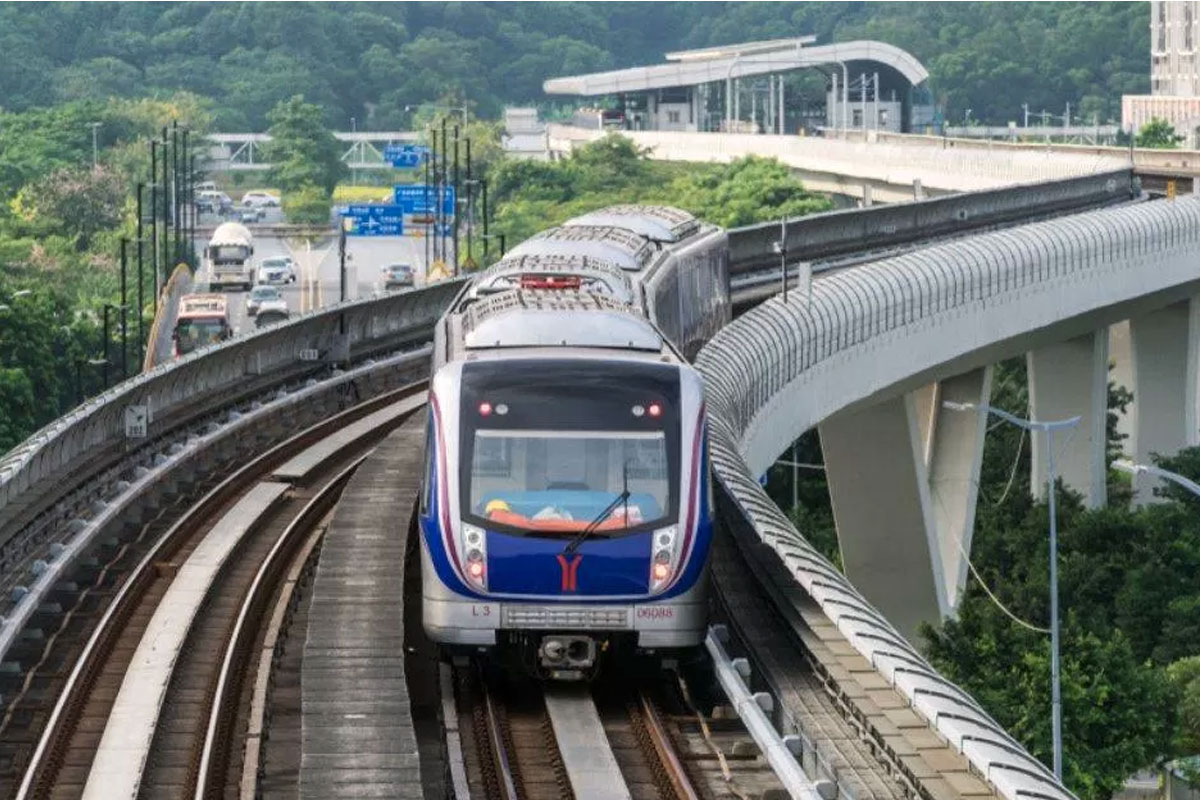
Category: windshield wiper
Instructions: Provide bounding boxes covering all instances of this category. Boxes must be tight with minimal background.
[562,489,629,556]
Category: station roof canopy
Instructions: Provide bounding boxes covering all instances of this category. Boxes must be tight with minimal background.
[543,37,929,96]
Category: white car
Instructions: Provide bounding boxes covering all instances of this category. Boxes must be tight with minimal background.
[257,256,296,284]
[246,284,287,317]
[195,181,218,194]
[242,191,281,208]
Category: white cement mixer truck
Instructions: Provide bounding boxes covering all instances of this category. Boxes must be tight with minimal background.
[204,222,255,291]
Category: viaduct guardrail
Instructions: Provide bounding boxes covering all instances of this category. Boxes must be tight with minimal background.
[838,127,1200,179]
[728,168,1135,276]
[698,196,1200,800]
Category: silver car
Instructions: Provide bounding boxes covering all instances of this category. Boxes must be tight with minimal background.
[381,263,415,289]
[257,256,296,284]
[246,284,286,316]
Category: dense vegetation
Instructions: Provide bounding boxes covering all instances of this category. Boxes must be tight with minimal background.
[0,3,1148,129]
[489,134,833,245]
[0,97,209,453]
[765,360,1200,798]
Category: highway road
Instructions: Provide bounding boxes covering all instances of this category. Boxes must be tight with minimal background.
[194,224,428,336]
[145,207,433,366]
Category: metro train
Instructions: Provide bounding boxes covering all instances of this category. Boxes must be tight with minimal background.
[419,205,730,679]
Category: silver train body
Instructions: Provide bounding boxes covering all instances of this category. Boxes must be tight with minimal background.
[419,205,729,678]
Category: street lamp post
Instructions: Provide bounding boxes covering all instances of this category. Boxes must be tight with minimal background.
[119,238,128,380]
[452,125,460,275]
[1112,460,1200,498]
[943,401,1080,781]
[136,184,146,367]
[424,126,433,269]
[100,304,112,389]
[464,139,474,267]
[150,143,159,301]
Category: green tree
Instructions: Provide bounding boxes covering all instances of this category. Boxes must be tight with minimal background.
[489,135,833,250]
[0,368,36,453]
[0,3,1154,127]
[281,184,332,225]
[927,601,1175,800]
[1169,656,1200,778]
[668,155,832,228]
[263,95,345,196]
[1136,118,1184,149]
[9,165,125,250]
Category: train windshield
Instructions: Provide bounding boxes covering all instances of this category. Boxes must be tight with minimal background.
[459,359,680,537]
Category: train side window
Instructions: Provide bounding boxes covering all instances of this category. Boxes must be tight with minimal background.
[420,413,435,515]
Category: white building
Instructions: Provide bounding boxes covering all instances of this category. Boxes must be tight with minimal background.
[1123,0,1200,145]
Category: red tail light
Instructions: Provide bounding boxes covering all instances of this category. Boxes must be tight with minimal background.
[521,274,581,290]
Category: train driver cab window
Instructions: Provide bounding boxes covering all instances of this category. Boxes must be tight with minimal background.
[459,360,681,538]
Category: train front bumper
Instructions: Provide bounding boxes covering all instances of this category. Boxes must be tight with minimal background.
[422,596,706,648]
[420,531,707,649]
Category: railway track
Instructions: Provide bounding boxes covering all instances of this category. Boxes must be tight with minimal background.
[6,382,428,800]
[450,660,789,800]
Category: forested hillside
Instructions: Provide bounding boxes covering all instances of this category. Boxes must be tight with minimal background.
[0,2,1147,129]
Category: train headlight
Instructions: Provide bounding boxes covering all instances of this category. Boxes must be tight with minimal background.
[461,523,488,590]
[648,525,679,594]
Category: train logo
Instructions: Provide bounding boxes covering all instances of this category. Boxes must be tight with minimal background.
[556,554,583,592]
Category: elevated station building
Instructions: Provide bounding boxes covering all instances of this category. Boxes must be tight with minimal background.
[543,36,935,135]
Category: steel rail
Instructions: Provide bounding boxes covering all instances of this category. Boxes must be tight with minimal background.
[636,691,702,800]
[482,679,522,800]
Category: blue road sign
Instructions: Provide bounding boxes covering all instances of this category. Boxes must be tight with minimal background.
[394,184,455,215]
[384,144,430,169]
[341,204,405,237]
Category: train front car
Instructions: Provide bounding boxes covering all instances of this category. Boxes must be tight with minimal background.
[421,294,711,680]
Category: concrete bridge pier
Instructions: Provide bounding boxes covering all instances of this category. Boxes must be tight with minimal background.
[1128,298,1200,501]
[1027,330,1110,508]
[819,366,991,641]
